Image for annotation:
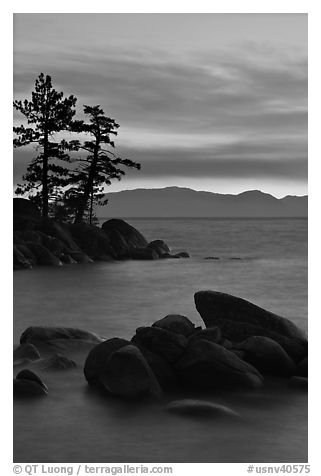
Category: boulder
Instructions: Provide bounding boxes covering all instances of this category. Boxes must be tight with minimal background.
[68,223,116,260]
[132,326,188,363]
[14,369,48,397]
[147,240,170,257]
[166,399,240,418]
[135,345,177,388]
[194,291,307,362]
[295,357,308,377]
[60,253,77,264]
[175,339,263,390]
[20,326,103,346]
[101,219,148,258]
[234,336,295,377]
[188,327,222,345]
[14,244,37,266]
[37,219,81,252]
[84,337,130,385]
[101,344,162,399]
[130,247,159,260]
[13,344,40,364]
[68,250,93,264]
[24,242,62,266]
[152,314,196,337]
[195,291,307,341]
[287,376,308,390]
[13,245,33,270]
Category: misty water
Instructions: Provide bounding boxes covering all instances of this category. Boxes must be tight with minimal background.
[13,218,308,462]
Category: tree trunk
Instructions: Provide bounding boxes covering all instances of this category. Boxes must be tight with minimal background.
[42,131,49,218]
[74,148,98,224]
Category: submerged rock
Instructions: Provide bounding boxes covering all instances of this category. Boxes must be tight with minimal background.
[132,326,188,363]
[13,344,40,364]
[166,399,240,418]
[234,336,296,377]
[32,353,77,370]
[130,247,159,260]
[20,326,103,345]
[152,314,196,337]
[175,339,263,390]
[101,344,162,400]
[84,338,130,385]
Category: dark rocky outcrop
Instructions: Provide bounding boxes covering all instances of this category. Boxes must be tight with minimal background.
[234,336,295,377]
[68,223,116,260]
[13,245,33,270]
[135,345,177,389]
[174,339,264,390]
[132,326,188,363]
[13,198,41,218]
[14,369,48,397]
[24,242,63,267]
[100,344,162,400]
[152,314,196,337]
[20,326,103,346]
[84,338,130,385]
[166,399,240,418]
[194,291,307,362]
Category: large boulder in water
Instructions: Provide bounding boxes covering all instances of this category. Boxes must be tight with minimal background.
[132,326,188,363]
[194,291,307,362]
[174,339,263,389]
[152,314,196,337]
[100,344,162,400]
[133,344,177,389]
[234,336,295,377]
[20,326,103,346]
[166,399,240,419]
[84,338,130,385]
[101,219,148,258]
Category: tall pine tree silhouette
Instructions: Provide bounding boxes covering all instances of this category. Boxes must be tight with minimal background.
[67,105,141,224]
[13,73,77,218]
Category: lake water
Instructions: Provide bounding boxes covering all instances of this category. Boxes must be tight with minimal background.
[13,218,308,463]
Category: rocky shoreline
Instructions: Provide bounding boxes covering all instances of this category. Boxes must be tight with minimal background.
[13,198,190,270]
[13,290,308,416]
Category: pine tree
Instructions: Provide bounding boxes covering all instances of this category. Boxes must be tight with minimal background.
[13,73,77,218]
[67,105,141,224]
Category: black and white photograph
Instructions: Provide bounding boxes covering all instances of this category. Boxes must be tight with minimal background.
[11,8,309,468]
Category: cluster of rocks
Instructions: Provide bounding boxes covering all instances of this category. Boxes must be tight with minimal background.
[13,198,189,270]
[14,291,308,412]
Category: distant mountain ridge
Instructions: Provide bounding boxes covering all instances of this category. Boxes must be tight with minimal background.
[95,187,308,218]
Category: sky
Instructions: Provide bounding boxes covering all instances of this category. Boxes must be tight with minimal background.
[13,13,308,197]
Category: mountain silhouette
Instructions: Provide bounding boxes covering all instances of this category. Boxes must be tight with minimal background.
[95,187,308,218]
